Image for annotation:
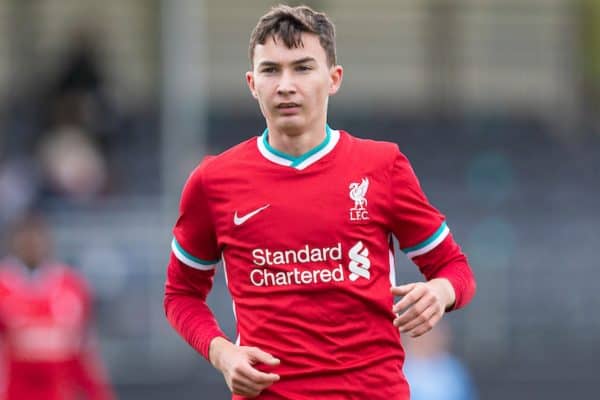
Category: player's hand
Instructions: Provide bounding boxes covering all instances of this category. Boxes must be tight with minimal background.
[209,337,280,398]
[390,279,455,338]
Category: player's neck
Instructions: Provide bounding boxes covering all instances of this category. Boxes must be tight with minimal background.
[20,258,41,272]
[266,123,328,157]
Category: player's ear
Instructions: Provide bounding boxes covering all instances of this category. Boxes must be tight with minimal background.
[246,71,258,99]
[328,65,343,96]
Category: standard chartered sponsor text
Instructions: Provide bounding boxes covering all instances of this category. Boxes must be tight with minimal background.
[252,243,342,266]
[251,243,344,287]
[251,265,344,286]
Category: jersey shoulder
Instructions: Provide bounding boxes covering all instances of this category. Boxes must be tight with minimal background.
[46,263,92,296]
[340,130,406,169]
[0,264,18,294]
[185,137,258,187]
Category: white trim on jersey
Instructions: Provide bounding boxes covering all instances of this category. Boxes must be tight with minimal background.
[388,233,396,286]
[404,223,450,259]
[388,248,396,287]
[222,255,241,346]
[171,239,217,271]
[295,130,340,170]
[257,128,340,170]
[387,234,397,287]
[257,137,293,166]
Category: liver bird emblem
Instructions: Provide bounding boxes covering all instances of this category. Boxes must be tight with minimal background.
[349,178,369,210]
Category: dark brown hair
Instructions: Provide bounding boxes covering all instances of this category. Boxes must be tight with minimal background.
[249,4,337,67]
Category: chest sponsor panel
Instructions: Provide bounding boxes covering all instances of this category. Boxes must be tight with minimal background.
[236,240,381,288]
[219,168,391,289]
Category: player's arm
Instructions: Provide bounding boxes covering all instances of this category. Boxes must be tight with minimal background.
[69,331,116,400]
[164,252,226,357]
[165,256,280,398]
[164,164,279,398]
[66,276,115,400]
[387,148,476,337]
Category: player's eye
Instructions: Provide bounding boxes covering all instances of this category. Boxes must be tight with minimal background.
[296,65,312,71]
[261,67,277,73]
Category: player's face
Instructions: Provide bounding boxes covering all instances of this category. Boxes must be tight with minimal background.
[247,33,343,136]
[11,220,52,269]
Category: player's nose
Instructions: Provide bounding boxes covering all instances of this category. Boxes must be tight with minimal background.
[276,70,296,95]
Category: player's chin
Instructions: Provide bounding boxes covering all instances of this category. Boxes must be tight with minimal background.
[274,117,305,134]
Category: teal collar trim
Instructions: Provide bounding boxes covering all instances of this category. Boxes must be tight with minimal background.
[261,125,332,168]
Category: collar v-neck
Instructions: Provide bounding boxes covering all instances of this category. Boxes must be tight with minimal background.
[257,124,340,170]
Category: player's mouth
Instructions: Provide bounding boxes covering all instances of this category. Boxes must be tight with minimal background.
[277,102,301,115]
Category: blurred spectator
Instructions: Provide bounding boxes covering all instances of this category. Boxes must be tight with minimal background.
[38,126,108,202]
[1,24,158,207]
[404,322,477,400]
[0,212,114,400]
[45,30,116,140]
[0,158,37,227]
[36,31,114,202]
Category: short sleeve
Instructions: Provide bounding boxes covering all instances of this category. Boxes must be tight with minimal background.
[388,148,449,259]
[171,163,220,270]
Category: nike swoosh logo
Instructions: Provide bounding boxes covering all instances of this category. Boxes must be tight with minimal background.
[234,204,270,226]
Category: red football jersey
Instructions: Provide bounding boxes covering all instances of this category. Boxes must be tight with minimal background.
[165,127,475,399]
[0,259,114,400]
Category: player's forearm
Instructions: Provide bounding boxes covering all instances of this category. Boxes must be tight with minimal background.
[69,349,116,400]
[164,293,226,359]
[425,278,456,310]
[414,234,476,311]
[209,336,235,370]
[164,255,227,359]
[430,257,476,311]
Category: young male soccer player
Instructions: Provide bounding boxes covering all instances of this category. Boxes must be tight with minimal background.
[164,5,476,399]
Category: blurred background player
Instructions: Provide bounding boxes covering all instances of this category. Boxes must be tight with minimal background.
[404,321,478,400]
[0,212,114,400]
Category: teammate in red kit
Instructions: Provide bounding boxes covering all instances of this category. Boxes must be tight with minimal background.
[0,213,114,400]
[164,5,476,399]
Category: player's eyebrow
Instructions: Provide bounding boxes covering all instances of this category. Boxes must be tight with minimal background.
[290,57,317,65]
[257,57,317,68]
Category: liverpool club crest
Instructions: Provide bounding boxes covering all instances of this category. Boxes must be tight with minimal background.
[349,177,369,221]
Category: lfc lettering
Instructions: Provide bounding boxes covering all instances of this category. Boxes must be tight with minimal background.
[350,209,369,221]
